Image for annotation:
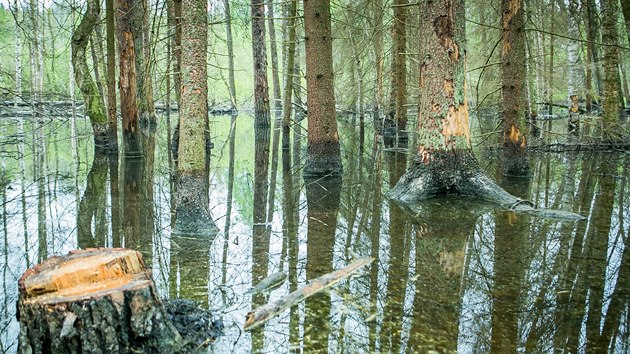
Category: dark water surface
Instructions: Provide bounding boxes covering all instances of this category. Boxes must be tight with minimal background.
[1,114,629,353]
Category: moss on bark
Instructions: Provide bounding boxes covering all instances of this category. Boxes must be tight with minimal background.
[71,0,111,150]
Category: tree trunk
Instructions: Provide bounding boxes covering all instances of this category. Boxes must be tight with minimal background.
[583,0,594,112]
[223,0,237,110]
[281,0,298,150]
[251,0,271,127]
[547,0,555,129]
[72,0,111,149]
[586,0,603,97]
[106,0,118,151]
[620,0,630,50]
[267,0,282,114]
[13,0,22,104]
[132,0,156,124]
[28,0,40,105]
[390,0,408,142]
[175,0,211,234]
[619,52,630,106]
[387,0,582,221]
[601,0,621,140]
[173,0,182,108]
[371,0,384,125]
[116,0,141,155]
[303,0,342,176]
[17,249,189,353]
[567,0,581,135]
[91,19,107,101]
[501,0,529,177]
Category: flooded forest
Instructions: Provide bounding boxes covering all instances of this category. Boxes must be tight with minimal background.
[1,0,630,352]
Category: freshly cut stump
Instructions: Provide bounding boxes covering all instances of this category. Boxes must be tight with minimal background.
[17,248,188,354]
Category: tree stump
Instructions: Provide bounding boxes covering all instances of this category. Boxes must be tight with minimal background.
[17,248,189,353]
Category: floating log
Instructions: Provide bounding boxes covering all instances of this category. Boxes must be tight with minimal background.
[243,257,374,331]
[17,248,192,353]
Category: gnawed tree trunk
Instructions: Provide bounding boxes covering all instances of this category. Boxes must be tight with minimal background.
[17,249,190,353]
[387,0,583,221]
[568,94,580,134]
[303,0,342,176]
[501,0,529,177]
[116,0,142,155]
[71,0,111,150]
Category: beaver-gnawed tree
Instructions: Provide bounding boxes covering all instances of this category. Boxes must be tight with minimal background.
[387,0,582,221]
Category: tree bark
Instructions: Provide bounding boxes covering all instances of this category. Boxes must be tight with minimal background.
[303,0,342,176]
[281,0,298,150]
[173,0,182,108]
[175,0,212,235]
[620,0,630,52]
[387,0,583,221]
[371,0,384,125]
[501,0,530,177]
[13,0,22,104]
[390,0,408,142]
[17,249,189,353]
[251,0,271,127]
[223,0,237,110]
[601,0,621,140]
[267,0,282,114]
[106,0,118,151]
[132,0,156,124]
[71,0,111,149]
[567,0,581,135]
[116,0,141,155]
[585,0,603,97]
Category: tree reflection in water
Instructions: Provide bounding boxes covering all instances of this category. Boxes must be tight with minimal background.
[0,116,629,353]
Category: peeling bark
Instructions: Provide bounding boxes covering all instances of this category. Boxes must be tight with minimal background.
[116,0,141,155]
[501,0,530,177]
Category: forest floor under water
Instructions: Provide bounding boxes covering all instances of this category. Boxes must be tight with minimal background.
[1,110,630,353]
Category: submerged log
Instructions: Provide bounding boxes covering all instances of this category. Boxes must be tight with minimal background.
[244,257,373,331]
[17,248,192,353]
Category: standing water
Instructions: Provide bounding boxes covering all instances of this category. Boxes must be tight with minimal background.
[0,113,629,353]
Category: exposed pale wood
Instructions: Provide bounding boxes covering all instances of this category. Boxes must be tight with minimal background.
[17,248,191,353]
[22,248,144,298]
[244,257,374,331]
